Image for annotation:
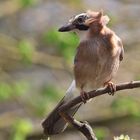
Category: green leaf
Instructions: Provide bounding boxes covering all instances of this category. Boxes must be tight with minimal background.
[43,29,79,62]
[19,0,37,8]
[0,81,30,101]
[94,127,109,140]
[0,83,12,100]
[11,119,33,140]
[13,81,29,96]
[111,97,140,117]
[17,40,34,65]
[41,85,62,101]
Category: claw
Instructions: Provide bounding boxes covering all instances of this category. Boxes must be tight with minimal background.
[104,82,116,96]
[80,90,90,103]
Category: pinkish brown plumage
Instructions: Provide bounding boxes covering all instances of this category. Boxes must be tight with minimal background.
[42,10,124,135]
[72,11,124,100]
[74,17,124,92]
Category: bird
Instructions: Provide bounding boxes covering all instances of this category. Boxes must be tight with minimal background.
[42,10,124,135]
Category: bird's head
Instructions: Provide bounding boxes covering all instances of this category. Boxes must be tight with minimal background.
[58,10,110,32]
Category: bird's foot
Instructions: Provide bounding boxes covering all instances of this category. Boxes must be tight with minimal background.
[80,90,90,103]
[105,82,116,96]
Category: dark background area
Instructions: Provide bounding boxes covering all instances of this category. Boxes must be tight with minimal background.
[0,0,140,140]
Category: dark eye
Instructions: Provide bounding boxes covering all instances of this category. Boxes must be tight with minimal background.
[77,17,83,23]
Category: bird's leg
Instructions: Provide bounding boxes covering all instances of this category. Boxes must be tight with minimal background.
[104,81,116,96]
[80,88,90,103]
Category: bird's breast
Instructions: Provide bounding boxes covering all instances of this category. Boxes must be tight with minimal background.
[74,37,120,91]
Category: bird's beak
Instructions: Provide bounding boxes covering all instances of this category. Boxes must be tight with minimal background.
[58,23,76,32]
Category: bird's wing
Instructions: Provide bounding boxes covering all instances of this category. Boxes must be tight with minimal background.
[117,39,124,61]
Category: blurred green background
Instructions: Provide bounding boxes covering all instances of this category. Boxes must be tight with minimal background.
[0,0,140,140]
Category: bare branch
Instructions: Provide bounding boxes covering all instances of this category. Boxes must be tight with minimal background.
[59,81,140,112]
[59,112,97,140]
[59,81,140,140]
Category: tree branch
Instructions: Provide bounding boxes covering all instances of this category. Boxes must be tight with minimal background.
[59,81,140,140]
[59,81,140,112]
[59,111,97,140]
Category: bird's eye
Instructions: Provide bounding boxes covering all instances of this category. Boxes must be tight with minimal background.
[77,17,83,23]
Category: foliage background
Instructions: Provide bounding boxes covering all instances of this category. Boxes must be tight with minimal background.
[0,0,140,140]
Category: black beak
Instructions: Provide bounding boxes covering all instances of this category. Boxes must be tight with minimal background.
[58,23,76,32]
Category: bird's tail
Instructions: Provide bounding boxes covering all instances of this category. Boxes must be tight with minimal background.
[42,80,82,135]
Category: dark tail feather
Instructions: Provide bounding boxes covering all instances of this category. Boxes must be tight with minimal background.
[42,97,82,135]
